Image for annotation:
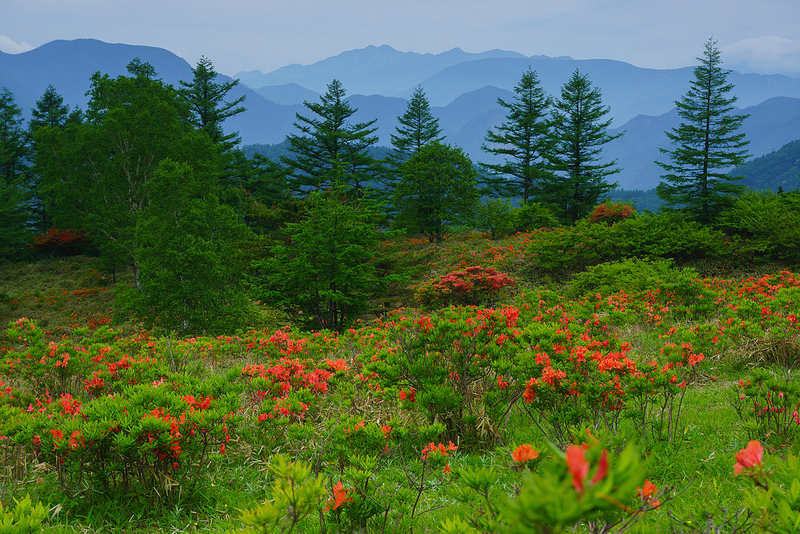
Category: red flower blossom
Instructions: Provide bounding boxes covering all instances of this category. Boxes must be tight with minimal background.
[734,440,764,475]
[637,479,661,508]
[512,444,539,464]
[566,446,608,493]
[325,481,353,511]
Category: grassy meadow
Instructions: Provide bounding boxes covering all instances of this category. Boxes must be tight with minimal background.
[1,231,799,533]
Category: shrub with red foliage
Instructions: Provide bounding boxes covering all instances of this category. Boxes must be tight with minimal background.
[415,265,516,307]
[588,202,635,225]
[31,228,91,256]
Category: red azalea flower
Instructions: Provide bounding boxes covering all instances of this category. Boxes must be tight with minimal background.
[734,440,764,475]
[512,444,539,464]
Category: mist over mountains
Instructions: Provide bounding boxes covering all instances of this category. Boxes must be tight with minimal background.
[3,39,800,191]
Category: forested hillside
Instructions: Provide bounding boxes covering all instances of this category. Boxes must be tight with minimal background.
[733,138,800,191]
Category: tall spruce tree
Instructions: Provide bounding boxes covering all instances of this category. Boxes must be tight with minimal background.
[539,70,621,223]
[480,68,552,202]
[0,88,31,259]
[656,39,750,223]
[179,56,246,151]
[389,86,443,167]
[282,79,381,195]
[28,85,71,232]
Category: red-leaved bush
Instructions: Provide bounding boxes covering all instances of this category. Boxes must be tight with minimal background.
[31,228,90,256]
[415,265,516,307]
[588,202,635,225]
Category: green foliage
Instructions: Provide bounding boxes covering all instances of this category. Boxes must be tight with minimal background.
[474,198,516,239]
[250,189,395,331]
[179,56,246,151]
[116,159,253,335]
[526,211,729,272]
[733,138,800,192]
[0,494,48,534]
[388,85,443,168]
[510,201,561,231]
[34,60,218,278]
[442,441,655,534]
[394,141,480,243]
[481,68,553,203]
[733,368,800,450]
[569,258,701,297]
[719,189,800,262]
[238,455,328,534]
[282,79,382,194]
[0,88,32,261]
[538,70,621,223]
[656,39,750,223]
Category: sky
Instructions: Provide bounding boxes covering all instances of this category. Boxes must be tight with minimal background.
[3,0,800,77]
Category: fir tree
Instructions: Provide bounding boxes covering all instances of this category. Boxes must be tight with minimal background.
[656,38,750,223]
[481,68,552,202]
[539,70,621,223]
[282,79,381,195]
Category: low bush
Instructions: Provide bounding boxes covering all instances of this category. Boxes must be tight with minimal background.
[414,266,516,307]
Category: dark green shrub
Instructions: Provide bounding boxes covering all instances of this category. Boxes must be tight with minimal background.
[511,202,561,232]
[527,212,729,272]
[474,198,516,239]
[718,190,800,262]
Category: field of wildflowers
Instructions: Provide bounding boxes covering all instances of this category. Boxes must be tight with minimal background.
[1,231,800,533]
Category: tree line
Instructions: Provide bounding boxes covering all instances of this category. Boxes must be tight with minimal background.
[0,39,756,333]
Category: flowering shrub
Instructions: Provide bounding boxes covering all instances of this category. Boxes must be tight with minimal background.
[30,228,91,256]
[733,368,800,449]
[587,201,635,224]
[415,265,516,307]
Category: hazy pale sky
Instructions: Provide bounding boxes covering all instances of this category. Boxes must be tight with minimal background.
[3,0,800,76]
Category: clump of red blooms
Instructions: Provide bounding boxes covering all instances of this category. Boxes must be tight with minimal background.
[325,481,354,511]
[512,444,539,464]
[734,440,764,476]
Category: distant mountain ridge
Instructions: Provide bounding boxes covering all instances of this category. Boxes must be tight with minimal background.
[236,45,531,97]
[3,39,800,191]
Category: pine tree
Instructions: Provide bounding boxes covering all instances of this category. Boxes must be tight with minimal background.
[539,70,621,223]
[179,56,246,151]
[389,86,443,167]
[282,79,381,195]
[0,88,31,259]
[656,38,750,223]
[481,68,552,202]
[28,85,71,232]
[29,85,70,133]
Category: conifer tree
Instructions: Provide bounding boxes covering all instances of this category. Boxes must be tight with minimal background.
[656,38,749,223]
[539,70,621,223]
[282,79,381,195]
[389,86,443,167]
[0,88,31,259]
[28,85,71,232]
[481,68,552,202]
[179,56,246,151]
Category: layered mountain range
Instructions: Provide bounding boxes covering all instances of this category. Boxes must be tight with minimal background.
[2,39,799,190]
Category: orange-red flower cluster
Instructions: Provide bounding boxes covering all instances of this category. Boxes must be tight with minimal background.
[734,440,763,476]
